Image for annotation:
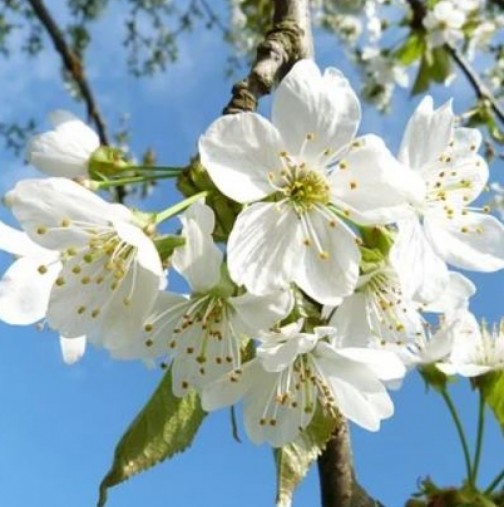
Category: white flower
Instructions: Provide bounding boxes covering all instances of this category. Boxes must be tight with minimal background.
[202,321,405,447]
[6,177,164,352]
[376,272,475,369]
[423,1,466,48]
[27,110,99,178]
[199,59,419,305]
[330,265,425,348]
[391,97,504,303]
[112,201,293,395]
[437,311,504,376]
[0,220,87,364]
[0,220,60,325]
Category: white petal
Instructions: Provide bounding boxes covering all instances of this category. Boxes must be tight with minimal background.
[201,361,260,411]
[272,60,360,166]
[423,271,475,314]
[390,217,449,303]
[227,202,302,294]
[293,211,360,304]
[398,96,454,170]
[437,362,491,377]
[7,178,132,250]
[113,220,163,277]
[330,292,373,347]
[0,256,60,325]
[228,290,293,338]
[172,201,222,291]
[333,347,406,382]
[424,212,504,271]
[330,135,425,224]
[199,113,284,203]
[316,353,390,431]
[59,335,87,365]
[100,259,161,349]
[0,221,53,257]
[111,291,189,360]
[27,110,99,178]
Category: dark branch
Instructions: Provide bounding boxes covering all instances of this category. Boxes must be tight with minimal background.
[223,0,313,114]
[26,0,109,145]
[446,43,504,125]
[406,0,504,126]
[318,419,385,507]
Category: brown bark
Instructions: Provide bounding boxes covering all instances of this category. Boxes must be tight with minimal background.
[318,419,385,507]
[223,0,314,114]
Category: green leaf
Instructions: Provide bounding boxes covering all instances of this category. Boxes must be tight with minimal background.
[412,47,452,95]
[274,406,335,507]
[477,370,504,432]
[395,32,426,65]
[97,368,206,507]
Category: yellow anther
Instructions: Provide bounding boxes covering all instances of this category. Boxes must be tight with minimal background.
[55,277,65,287]
[37,265,48,275]
[36,226,47,235]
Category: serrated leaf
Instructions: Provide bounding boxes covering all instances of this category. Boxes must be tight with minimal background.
[274,406,336,507]
[395,32,425,65]
[97,368,206,507]
[477,370,504,432]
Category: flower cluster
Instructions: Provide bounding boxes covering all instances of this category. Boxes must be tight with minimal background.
[1,59,503,450]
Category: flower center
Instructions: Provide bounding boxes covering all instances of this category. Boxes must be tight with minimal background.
[268,162,330,212]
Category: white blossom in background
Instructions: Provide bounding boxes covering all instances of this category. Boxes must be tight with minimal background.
[437,311,504,376]
[112,200,293,396]
[5,177,164,354]
[391,96,504,304]
[202,320,405,447]
[27,110,99,178]
[467,20,498,60]
[423,1,466,48]
[200,59,421,306]
[361,47,409,110]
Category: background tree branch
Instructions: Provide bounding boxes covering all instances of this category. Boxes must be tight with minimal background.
[26,0,109,145]
[406,0,504,126]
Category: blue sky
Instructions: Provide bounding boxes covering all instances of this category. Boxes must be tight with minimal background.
[0,4,503,507]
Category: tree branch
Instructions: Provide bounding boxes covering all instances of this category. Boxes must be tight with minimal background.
[318,419,385,507]
[26,0,109,145]
[223,0,314,114]
[446,43,504,125]
[406,0,504,126]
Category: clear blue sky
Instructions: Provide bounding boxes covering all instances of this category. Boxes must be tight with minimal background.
[0,4,502,507]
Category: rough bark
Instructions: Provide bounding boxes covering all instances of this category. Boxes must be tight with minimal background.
[318,419,385,507]
[223,0,313,114]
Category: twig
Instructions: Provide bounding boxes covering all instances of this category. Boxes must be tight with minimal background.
[197,0,229,35]
[26,0,109,145]
[223,0,313,114]
[406,0,504,125]
[446,43,504,125]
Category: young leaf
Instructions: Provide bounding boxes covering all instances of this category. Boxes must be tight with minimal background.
[412,47,452,95]
[273,406,335,507]
[395,32,426,65]
[477,371,504,432]
[97,367,206,507]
